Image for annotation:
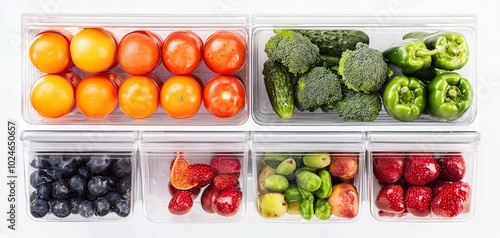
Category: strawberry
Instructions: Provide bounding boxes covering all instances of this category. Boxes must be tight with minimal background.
[438,154,466,182]
[210,156,241,174]
[213,173,240,191]
[431,181,470,218]
[430,181,452,196]
[404,153,440,185]
[405,186,432,217]
[378,210,407,218]
[201,184,218,213]
[211,188,242,216]
[168,182,200,200]
[373,153,405,184]
[168,190,193,215]
[375,184,405,213]
[189,163,215,188]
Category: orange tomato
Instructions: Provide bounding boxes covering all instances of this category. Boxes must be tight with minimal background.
[29,31,73,73]
[70,28,117,73]
[119,75,161,119]
[161,31,203,75]
[118,31,161,75]
[30,73,79,118]
[75,73,120,118]
[160,75,202,119]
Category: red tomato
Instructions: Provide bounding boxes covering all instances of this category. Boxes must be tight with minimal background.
[162,31,203,75]
[203,31,246,75]
[203,75,245,118]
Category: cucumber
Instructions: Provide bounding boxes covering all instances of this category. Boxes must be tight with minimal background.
[291,29,370,56]
[262,60,295,119]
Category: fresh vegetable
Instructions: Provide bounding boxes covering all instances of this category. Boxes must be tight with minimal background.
[426,72,473,121]
[265,30,320,75]
[314,198,332,220]
[383,38,441,74]
[314,170,332,199]
[294,67,343,112]
[162,31,203,75]
[318,55,341,72]
[284,184,302,202]
[298,186,314,220]
[203,31,246,75]
[262,60,295,119]
[383,75,427,122]
[296,170,322,192]
[290,29,370,56]
[403,31,469,70]
[338,42,388,93]
[334,88,382,122]
[407,66,446,84]
[203,75,246,118]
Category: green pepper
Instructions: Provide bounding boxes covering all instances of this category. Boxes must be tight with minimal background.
[314,199,332,220]
[403,31,469,70]
[427,72,473,121]
[383,75,426,122]
[383,38,441,74]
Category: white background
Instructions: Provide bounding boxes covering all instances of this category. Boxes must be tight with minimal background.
[1,0,500,237]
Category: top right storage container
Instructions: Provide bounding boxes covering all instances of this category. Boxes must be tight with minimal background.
[251,15,477,126]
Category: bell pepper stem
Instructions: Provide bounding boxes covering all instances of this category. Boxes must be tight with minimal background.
[415,48,442,57]
[447,45,460,56]
[447,88,458,101]
[400,86,413,104]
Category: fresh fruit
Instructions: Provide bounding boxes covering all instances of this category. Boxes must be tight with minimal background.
[263,152,288,168]
[51,199,71,218]
[111,158,132,179]
[117,30,161,75]
[327,183,359,218]
[162,31,203,75]
[189,163,215,188]
[29,31,73,73]
[431,181,470,218]
[201,184,218,213]
[257,165,275,194]
[160,75,202,119]
[296,170,322,192]
[86,155,111,174]
[118,75,161,119]
[404,153,440,185]
[213,173,239,191]
[93,196,112,216]
[257,192,287,218]
[212,189,242,216]
[75,74,120,118]
[314,169,333,199]
[275,158,296,176]
[375,184,405,214]
[210,156,241,174]
[52,180,71,198]
[170,154,197,189]
[30,170,53,188]
[328,154,358,180]
[30,198,50,218]
[373,152,405,184]
[286,201,301,215]
[114,199,131,217]
[283,184,301,202]
[168,182,200,200]
[203,31,246,74]
[87,176,109,197]
[168,190,194,215]
[263,174,289,192]
[431,180,452,196]
[203,75,246,118]
[303,152,331,169]
[70,28,117,73]
[405,186,432,217]
[438,154,466,182]
[30,74,78,118]
[78,200,95,218]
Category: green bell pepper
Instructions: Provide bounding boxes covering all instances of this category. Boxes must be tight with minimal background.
[427,72,473,121]
[383,38,441,74]
[383,75,426,122]
[403,31,469,70]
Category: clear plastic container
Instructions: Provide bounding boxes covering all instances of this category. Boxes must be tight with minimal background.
[22,14,250,125]
[251,131,365,222]
[366,131,480,222]
[251,15,477,126]
[139,131,248,222]
[20,131,137,221]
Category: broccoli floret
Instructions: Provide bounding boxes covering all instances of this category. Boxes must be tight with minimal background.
[334,88,381,122]
[294,67,343,112]
[265,30,320,76]
[338,42,388,93]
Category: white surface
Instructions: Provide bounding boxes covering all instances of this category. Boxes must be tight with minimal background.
[1,0,499,237]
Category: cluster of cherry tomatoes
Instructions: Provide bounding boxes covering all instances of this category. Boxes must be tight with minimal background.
[28,28,247,120]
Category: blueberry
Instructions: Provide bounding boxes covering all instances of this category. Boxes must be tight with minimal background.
[52,180,70,198]
[105,175,118,189]
[30,198,49,218]
[116,178,131,195]
[86,155,111,174]
[47,154,63,167]
[105,191,123,207]
[30,191,37,202]
[30,155,51,169]
[93,197,112,216]
[79,200,95,218]
[57,156,79,177]
[45,168,64,181]
[76,166,92,180]
[111,158,132,179]
[68,175,87,195]
[68,196,83,214]
[88,176,109,196]
[50,199,71,218]
[36,182,53,200]
[85,192,97,201]
[29,170,53,188]
[114,199,130,217]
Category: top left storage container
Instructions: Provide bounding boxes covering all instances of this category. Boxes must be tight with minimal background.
[21,14,250,126]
